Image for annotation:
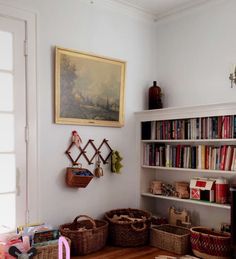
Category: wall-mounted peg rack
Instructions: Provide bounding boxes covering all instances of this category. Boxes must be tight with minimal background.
[65,133,112,166]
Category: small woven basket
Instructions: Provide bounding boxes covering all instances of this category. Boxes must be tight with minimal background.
[190,226,231,259]
[59,215,108,256]
[150,224,190,255]
[104,208,151,247]
[66,167,93,188]
[34,237,71,259]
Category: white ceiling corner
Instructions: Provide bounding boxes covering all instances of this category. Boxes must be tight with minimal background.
[96,0,157,22]
[108,0,211,21]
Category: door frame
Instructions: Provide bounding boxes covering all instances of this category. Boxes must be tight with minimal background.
[0,4,38,224]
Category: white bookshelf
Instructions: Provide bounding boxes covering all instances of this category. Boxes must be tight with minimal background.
[141,192,231,209]
[142,139,236,145]
[135,102,236,226]
[142,165,236,175]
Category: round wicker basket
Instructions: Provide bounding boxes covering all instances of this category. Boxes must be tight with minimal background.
[190,226,231,259]
[59,215,108,256]
[104,208,151,247]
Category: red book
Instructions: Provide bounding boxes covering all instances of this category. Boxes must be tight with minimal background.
[218,116,222,139]
[222,116,226,138]
[224,116,229,138]
[231,147,236,171]
[167,121,171,139]
[229,116,232,138]
[174,120,178,140]
[176,145,181,168]
[220,145,227,170]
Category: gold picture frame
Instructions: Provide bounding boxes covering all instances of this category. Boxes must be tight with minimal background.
[55,47,126,127]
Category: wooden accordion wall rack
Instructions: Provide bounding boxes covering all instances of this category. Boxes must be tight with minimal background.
[65,138,112,166]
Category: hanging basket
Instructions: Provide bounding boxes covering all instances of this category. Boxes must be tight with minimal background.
[66,166,93,188]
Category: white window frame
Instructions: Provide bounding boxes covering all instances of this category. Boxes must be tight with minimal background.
[0,4,38,224]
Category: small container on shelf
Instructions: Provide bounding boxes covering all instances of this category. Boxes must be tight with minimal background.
[148,81,163,110]
[175,181,190,199]
[215,178,229,204]
[190,178,215,202]
[150,180,162,195]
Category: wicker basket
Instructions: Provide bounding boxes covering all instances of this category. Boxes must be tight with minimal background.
[66,167,93,188]
[150,224,190,255]
[59,215,108,256]
[190,227,231,259]
[34,237,71,259]
[104,208,151,247]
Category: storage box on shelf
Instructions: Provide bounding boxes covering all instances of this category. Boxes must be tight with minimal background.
[135,103,236,224]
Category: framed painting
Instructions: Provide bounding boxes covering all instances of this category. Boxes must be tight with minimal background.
[55,47,126,127]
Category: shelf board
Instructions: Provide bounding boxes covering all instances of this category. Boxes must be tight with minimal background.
[141,192,231,209]
[142,139,236,144]
[141,165,236,175]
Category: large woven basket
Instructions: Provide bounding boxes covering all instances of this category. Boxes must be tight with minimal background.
[150,224,190,255]
[59,215,108,256]
[190,227,231,259]
[104,208,151,247]
[34,237,71,259]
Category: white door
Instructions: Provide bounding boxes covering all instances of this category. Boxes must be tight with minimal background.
[0,15,27,233]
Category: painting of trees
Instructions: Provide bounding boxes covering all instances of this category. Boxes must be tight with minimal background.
[55,47,125,127]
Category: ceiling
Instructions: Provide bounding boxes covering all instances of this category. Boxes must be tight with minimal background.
[113,0,209,20]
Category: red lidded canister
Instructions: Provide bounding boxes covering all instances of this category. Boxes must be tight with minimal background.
[215,178,229,204]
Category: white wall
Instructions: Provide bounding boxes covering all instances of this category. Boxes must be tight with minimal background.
[154,0,236,228]
[1,0,234,229]
[0,0,155,225]
[154,0,236,108]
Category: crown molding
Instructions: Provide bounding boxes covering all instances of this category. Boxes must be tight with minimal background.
[114,0,157,17]
[84,0,156,23]
[95,0,216,23]
[154,0,213,21]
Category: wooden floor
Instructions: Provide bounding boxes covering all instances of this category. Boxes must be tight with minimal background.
[71,246,177,259]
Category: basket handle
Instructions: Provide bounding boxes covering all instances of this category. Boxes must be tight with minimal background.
[131,222,147,232]
[73,215,96,229]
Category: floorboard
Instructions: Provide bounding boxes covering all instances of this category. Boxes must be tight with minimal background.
[71,245,177,259]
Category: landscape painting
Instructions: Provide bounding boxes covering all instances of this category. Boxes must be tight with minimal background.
[55,47,126,127]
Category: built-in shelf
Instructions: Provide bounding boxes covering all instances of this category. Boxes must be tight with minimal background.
[136,103,236,223]
[141,192,231,209]
[142,139,236,144]
[142,165,236,175]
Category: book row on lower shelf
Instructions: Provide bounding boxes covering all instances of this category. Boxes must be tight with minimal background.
[143,143,236,171]
[142,115,236,140]
[149,177,230,205]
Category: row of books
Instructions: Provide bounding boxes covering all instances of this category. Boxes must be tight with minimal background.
[144,115,236,140]
[143,143,236,171]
